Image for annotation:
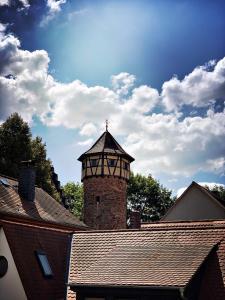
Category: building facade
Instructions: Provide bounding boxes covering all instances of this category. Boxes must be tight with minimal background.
[0,164,87,300]
[161,181,225,222]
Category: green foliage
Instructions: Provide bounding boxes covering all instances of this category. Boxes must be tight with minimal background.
[63,173,175,222]
[0,113,32,178]
[31,136,60,201]
[63,182,84,219]
[0,113,59,200]
[127,172,175,222]
[204,184,225,201]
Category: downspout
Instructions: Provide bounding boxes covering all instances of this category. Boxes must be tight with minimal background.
[64,233,73,300]
[179,287,188,300]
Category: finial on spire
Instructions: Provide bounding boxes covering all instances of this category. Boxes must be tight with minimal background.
[105,119,109,131]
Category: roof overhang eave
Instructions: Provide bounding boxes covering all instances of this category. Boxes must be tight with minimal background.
[67,282,184,290]
[77,152,135,162]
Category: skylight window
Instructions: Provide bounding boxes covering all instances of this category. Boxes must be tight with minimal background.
[0,178,10,187]
[35,250,53,277]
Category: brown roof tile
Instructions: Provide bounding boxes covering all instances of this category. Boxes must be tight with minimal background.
[3,222,71,300]
[0,175,86,229]
[68,221,225,288]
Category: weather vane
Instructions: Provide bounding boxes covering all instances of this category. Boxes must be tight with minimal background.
[105,119,109,131]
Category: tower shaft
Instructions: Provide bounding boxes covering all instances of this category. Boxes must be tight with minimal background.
[83,177,127,230]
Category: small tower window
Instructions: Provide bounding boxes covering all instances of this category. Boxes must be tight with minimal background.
[90,159,98,167]
[96,196,100,203]
[109,159,116,167]
[123,162,129,170]
[82,162,86,169]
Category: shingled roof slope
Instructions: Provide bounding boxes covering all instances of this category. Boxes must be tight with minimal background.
[78,131,134,162]
[0,175,86,229]
[68,221,225,290]
[3,222,70,300]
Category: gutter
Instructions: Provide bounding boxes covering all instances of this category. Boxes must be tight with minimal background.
[68,283,183,290]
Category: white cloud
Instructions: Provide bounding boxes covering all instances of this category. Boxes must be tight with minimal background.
[79,123,97,136]
[176,187,187,197]
[40,0,66,26]
[0,0,29,8]
[0,0,9,6]
[0,31,52,122]
[19,0,29,8]
[77,139,94,146]
[111,72,136,96]
[206,157,225,175]
[67,8,88,21]
[124,85,159,114]
[0,28,225,179]
[162,58,225,111]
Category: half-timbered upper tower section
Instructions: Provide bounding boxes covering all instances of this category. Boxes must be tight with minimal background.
[78,130,134,181]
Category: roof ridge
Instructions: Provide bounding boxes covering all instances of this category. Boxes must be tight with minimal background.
[0,173,18,181]
[72,221,225,234]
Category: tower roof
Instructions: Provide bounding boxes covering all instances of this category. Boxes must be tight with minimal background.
[78,131,134,162]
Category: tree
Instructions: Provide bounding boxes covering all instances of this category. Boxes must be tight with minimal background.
[204,184,225,201]
[0,113,32,178]
[127,172,175,222]
[62,182,83,219]
[0,113,59,200]
[31,136,60,201]
[63,173,175,222]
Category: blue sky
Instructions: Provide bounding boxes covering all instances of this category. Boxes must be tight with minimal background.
[0,0,225,194]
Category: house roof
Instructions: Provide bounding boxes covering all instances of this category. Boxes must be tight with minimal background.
[161,181,225,221]
[78,131,134,162]
[2,222,71,300]
[68,220,225,290]
[197,182,225,208]
[0,175,87,229]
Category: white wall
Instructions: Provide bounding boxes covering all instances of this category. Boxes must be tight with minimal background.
[0,227,27,300]
[164,185,225,221]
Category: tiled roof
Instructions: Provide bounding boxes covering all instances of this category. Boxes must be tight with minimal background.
[0,175,86,229]
[78,131,134,162]
[3,222,71,300]
[68,221,225,289]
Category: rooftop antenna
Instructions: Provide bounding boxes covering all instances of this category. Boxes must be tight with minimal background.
[105,119,109,132]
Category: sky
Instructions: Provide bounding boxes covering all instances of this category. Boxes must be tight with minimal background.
[0,0,225,195]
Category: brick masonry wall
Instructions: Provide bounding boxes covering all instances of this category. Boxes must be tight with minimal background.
[83,177,127,230]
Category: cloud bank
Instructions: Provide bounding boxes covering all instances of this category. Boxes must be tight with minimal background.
[0,26,225,179]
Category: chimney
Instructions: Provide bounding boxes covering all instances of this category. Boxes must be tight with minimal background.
[130,210,141,229]
[18,160,36,202]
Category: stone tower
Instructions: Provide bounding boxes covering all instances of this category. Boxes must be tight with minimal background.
[78,129,134,230]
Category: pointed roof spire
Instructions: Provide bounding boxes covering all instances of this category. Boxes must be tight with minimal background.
[78,130,134,162]
[105,119,109,132]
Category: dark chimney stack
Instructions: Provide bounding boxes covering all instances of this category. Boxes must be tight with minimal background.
[130,210,141,229]
[18,160,36,202]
